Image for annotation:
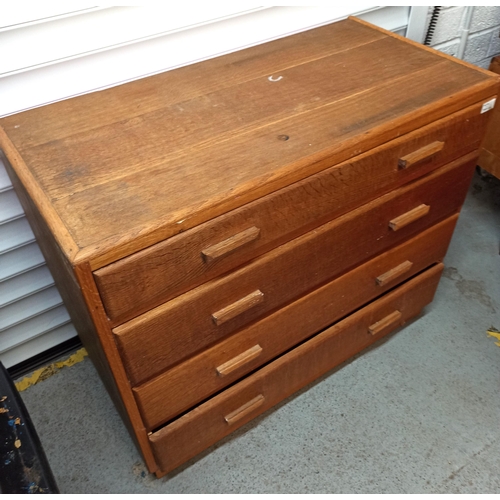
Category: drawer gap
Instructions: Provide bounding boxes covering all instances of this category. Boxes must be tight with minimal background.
[147,262,439,433]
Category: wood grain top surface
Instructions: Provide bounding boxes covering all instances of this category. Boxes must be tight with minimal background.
[1,17,498,268]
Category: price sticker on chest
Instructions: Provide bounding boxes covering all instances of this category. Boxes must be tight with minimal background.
[481,98,496,113]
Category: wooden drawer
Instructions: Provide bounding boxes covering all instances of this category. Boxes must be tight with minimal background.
[135,215,458,430]
[95,102,490,325]
[149,262,444,475]
[114,152,477,384]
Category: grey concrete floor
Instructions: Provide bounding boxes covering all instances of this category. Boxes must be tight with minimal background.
[17,171,500,494]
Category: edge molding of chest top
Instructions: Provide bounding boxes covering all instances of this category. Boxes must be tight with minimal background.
[1,17,499,477]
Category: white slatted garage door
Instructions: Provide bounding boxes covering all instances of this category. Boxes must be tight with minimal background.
[0,6,420,369]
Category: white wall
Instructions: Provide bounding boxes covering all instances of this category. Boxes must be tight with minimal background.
[427,6,500,68]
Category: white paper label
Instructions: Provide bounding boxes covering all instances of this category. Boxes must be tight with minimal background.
[481,98,496,113]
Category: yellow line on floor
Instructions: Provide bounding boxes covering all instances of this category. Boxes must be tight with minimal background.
[15,348,88,392]
[487,327,500,347]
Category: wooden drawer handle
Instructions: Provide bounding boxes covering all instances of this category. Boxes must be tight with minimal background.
[201,226,261,262]
[224,394,265,425]
[212,290,264,326]
[376,260,413,286]
[398,141,444,169]
[368,310,402,336]
[216,345,263,377]
[389,204,430,231]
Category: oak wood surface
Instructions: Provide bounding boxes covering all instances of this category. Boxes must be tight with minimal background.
[24,36,442,203]
[150,263,444,475]
[489,56,500,75]
[398,141,444,169]
[114,152,477,383]
[368,310,403,336]
[1,20,386,150]
[0,135,79,262]
[224,395,266,426]
[95,102,490,324]
[478,56,500,179]
[211,290,265,326]
[53,68,496,270]
[133,215,458,429]
[375,260,413,287]
[389,204,430,231]
[201,227,261,263]
[0,153,158,472]
[73,264,159,472]
[215,344,263,378]
[0,19,497,269]
[478,148,500,179]
[350,16,500,78]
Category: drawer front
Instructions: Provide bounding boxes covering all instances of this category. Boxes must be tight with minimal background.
[95,102,489,325]
[135,215,458,429]
[149,263,444,475]
[114,151,477,384]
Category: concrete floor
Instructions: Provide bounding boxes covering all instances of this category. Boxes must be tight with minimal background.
[17,171,500,493]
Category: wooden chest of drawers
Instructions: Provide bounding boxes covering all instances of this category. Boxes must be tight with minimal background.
[1,18,498,477]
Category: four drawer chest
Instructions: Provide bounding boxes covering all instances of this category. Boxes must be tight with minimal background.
[1,17,499,476]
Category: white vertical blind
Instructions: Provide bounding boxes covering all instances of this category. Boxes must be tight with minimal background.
[0,216,35,254]
[0,6,412,368]
[0,160,77,368]
[0,242,45,282]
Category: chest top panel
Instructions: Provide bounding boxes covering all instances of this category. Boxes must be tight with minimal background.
[0,17,498,268]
